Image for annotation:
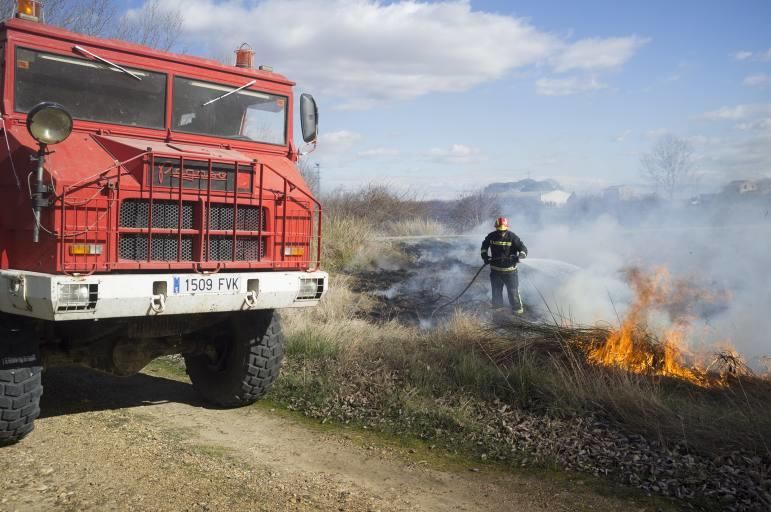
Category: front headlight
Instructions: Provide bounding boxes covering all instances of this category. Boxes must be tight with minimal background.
[27,102,73,145]
[297,278,324,301]
[57,283,98,311]
[58,283,90,302]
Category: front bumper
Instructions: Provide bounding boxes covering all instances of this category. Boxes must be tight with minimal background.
[0,269,328,321]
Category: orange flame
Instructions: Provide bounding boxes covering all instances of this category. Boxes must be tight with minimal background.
[588,267,721,385]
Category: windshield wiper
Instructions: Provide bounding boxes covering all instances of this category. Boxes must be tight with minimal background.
[73,45,143,81]
[202,80,257,106]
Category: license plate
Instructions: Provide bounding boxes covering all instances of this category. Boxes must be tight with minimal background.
[172,276,241,295]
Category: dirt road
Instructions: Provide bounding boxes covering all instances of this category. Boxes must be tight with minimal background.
[0,366,662,512]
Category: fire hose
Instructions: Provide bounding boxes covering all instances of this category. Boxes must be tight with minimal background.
[429,262,488,319]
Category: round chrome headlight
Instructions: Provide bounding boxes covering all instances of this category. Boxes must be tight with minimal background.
[26,102,73,145]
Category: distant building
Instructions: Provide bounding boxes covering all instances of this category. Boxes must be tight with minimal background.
[725,180,759,194]
[540,190,574,207]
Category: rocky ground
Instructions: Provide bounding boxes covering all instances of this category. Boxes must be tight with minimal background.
[0,365,665,512]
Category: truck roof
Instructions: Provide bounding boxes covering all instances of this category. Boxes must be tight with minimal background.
[0,17,295,87]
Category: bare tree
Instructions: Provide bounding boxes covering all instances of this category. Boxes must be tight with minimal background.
[114,0,183,52]
[1,0,115,36]
[1,0,183,51]
[640,134,695,200]
[449,189,501,231]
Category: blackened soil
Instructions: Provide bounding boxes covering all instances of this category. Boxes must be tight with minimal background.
[350,240,502,325]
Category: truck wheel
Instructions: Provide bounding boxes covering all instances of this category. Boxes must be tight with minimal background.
[184,310,283,408]
[0,366,43,446]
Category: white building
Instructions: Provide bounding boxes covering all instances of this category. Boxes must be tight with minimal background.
[540,190,574,207]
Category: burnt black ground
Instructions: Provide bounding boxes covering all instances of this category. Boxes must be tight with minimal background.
[351,239,542,327]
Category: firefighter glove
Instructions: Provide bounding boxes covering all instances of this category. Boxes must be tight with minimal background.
[519,251,527,259]
[482,255,490,264]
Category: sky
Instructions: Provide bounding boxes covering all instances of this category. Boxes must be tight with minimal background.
[119,0,771,198]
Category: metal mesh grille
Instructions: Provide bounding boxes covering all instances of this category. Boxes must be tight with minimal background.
[119,234,148,260]
[208,236,264,261]
[236,238,263,260]
[208,236,232,261]
[120,200,194,229]
[118,200,266,263]
[209,205,265,231]
[237,206,264,231]
[119,234,193,261]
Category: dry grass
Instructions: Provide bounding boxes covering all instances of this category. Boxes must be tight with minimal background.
[279,277,771,459]
[321,214,372,271]
[348,239,415,271]
[281,274,416,361]
[475,317,771,456]
[320,185,448,270]
[303,182,771,463]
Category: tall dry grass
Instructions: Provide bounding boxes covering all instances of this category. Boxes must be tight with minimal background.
[320,184,451,270]
[321,214,372,271]
[280,276,771,457]
[281,274,415,359]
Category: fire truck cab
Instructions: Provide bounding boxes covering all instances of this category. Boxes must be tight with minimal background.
[0,9,326,445]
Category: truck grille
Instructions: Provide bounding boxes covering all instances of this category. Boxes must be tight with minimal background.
[118,199,268,263]
[119,234,194,261]
[208,236,264,261]
[58,155,320,273]
[208,204,265,231]
[120,199,195,229]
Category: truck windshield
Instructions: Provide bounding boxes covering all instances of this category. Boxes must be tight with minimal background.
[14,47,167,129]
[172,77,287,145]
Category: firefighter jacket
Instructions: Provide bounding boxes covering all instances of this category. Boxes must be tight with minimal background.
[481,230,527,272]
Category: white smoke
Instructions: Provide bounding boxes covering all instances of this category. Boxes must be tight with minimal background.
[461,210,771,362]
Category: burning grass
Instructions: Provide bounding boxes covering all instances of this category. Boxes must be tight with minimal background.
[481,313,771,454]
[476,266,771,460]
[280,274,771,455]
[484,318,754,387]
[485,267,747,387]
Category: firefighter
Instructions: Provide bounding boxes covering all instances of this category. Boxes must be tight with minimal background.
[481,217,528,314]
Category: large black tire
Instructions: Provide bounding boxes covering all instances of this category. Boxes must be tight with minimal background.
[184,310,283,408]
[0,366,43,446]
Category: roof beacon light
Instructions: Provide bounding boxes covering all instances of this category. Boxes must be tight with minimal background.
[235,43,255,69]
[16,0,42,21]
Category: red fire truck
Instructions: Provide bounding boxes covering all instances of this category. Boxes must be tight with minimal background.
[0,4,326,445]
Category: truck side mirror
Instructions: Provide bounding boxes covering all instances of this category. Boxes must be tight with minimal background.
[299,93,318,143]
